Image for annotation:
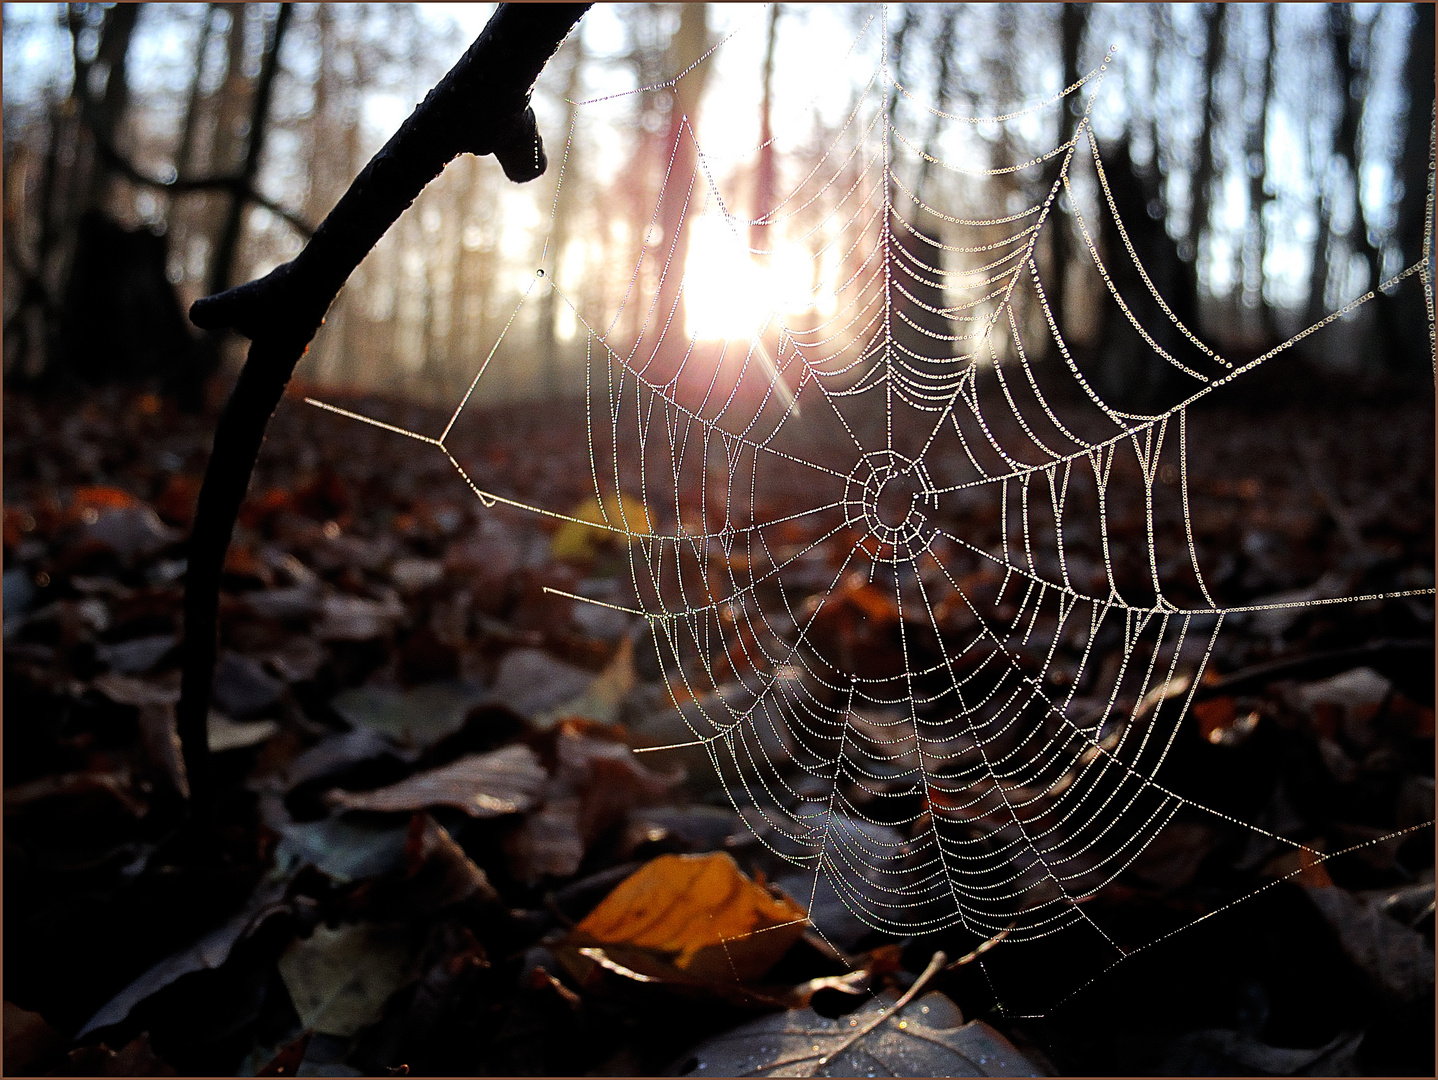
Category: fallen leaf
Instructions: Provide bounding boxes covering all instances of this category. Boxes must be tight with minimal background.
[775,817,909,951]
[1304,883,1435,1001]
[4,770,147,819]
[551,492,650,564]
[1159,1027,1363,1077]
[276,816,411,883]
[154,473,202,527]
[96,634,176,675]
[391,557,445,594]
[78,876,291,1038]
[326,744,547,817]
[263,634,328,683]
[314,592,405,641]
[278,922,411,1038]
[212,651,285,716]
[626,804,746,853]
[507,797,587,882]
[489,648,596,719]
[255,1031,310,1077]
[70,485,138,511]
[564,851,807,984]
[402,813,498,910]
[4,1001,63,1075]
[506,724,680,882]
[57,1032,178,1076]
[242,585,323,622]
[330,680,485,747]
[538,635,636,728]
[138,701,188,798]
[208,712,280,753]
[280,728,418,790]
[92,670,178,708]
[1127,822,1218,890]
[82,505,179,566]
[673,990,1042,1077]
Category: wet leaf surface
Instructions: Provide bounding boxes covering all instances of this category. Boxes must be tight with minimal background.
[674,991,1042,1077]
[326,744,547,817]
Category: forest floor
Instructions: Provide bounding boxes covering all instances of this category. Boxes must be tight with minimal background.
[3,378,1434,1077]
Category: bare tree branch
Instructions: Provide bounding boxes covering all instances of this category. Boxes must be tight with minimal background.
[174,3,589,818]
[94,137,315,239]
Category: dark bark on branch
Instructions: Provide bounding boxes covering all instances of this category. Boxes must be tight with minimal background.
[176,3,590,817]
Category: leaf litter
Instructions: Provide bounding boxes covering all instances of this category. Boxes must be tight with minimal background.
[2,385,1432,1075]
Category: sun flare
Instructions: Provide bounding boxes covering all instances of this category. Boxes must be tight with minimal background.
[682,215,828,341]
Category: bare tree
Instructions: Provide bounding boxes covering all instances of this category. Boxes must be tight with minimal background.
[651,3,712,343]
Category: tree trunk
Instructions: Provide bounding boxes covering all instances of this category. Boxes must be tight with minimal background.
[1381,2,1434,375]
[1096,141,1202,413]
[1329,7,1384,304]
[750,2,781,259]
[1047,3,1085,343]
[652,3,711,342]
[174,5,219,184]
[208,3,294,297]
[1245,4,1278,342]
[1189,2,1227,305]
[539,35,586,397]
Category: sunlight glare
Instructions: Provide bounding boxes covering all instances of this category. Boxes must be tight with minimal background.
[683,215,823,341]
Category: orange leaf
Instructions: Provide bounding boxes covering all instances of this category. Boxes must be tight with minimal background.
[1192,697,1235,743]
[570,852,807,983]
[1297,846,1334,888]
[72,486,141,512]
[155,474,202,527]
[238,489,294,529]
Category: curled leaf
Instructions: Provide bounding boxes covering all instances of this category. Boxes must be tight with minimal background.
[327,743,547,817]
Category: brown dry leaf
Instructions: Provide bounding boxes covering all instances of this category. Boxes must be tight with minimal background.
[488,647,595,719]
[256,1032,310,1077]
[92,670,178,708]
[505,796,587,882]
[4,1000,63,1075]
[78,875,293,1038]
[138,702,189,798]
[506,722,681,882]
[57,1033,177,1077]
[326,743,547,817]
[399,812,499,912]
[538,635,637,728]
[564,852,808,985]
[81,505,179,567]
[1304,884,1435,1001]
[4,770,147,819]
[314,592,405,641]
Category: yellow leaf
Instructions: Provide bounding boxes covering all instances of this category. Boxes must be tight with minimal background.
[551,492,650,563]
[570,851,807,983]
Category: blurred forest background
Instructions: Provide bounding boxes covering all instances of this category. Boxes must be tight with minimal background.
[3,2,1434,409]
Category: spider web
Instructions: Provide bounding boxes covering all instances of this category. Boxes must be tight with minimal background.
[307,8,1436,1017]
